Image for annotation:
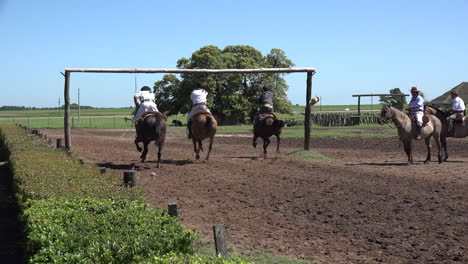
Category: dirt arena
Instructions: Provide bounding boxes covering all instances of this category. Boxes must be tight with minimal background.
[42,128,467,264]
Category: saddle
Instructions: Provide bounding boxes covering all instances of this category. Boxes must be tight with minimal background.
[257,113,278,121]
[191,111,212,121]
[409,113,430,126]
[139,111,167,122]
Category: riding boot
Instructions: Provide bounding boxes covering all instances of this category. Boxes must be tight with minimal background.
[187,120,193,139]
[415,125,422,140]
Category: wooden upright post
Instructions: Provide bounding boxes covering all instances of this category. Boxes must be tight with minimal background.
[304,72,313,150]
[358,96,361,116]
[64,71,71,151]
[213,224,228,257]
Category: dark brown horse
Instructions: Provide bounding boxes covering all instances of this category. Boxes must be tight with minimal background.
[425,105,468,161]
[135,111,167,167]
[252,114,285,158]
[190,113,217,160]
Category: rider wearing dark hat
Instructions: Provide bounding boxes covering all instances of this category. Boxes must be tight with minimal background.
[446,90,465,136]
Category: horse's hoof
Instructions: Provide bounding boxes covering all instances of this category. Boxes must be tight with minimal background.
[424,160,429,164]
[443,157,448,162]
[136,147,142,153]
[196,155,200,160]
[252,143,257,148]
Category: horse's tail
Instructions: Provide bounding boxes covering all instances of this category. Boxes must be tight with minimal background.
[204,116,213,130]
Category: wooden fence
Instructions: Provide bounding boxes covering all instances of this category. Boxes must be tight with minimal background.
[285,112,380,127]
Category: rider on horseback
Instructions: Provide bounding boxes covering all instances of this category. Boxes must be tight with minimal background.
[406,86,424,140]
[253,86,275,122]
[133,86,159,138]
[187,85,211,139]
[447,90,465,136]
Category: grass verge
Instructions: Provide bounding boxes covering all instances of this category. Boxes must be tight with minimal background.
[288,150,333,161]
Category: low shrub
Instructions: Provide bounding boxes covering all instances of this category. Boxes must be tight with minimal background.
[138,253,252,264]
[24,198,196,264]
[0,125,141,202]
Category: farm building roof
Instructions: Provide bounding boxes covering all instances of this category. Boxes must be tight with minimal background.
[430,82,468,104]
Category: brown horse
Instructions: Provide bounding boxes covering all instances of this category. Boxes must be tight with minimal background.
[135,111,167,167]
[190,113,217,160]
[425,105,468,161]
[252,114,285,159]
[379,105,442,164]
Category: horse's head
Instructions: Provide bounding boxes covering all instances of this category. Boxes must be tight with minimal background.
[378,105,393,124]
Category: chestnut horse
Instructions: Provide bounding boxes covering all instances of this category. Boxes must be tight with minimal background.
[252,114,285,159]
[135,111,167,167]
[190,113,217,160]
[378,105,442,164]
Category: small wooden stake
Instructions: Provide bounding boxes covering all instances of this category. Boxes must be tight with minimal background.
[99,167,107,174]
[168,203,178,217]
[123,170,140,187]
[56,138,63,149]
[213,224,228,257]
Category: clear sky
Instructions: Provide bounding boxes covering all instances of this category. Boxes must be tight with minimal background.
[1,0,467,108]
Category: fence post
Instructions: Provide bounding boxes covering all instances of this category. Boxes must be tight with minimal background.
[213,224,228,257]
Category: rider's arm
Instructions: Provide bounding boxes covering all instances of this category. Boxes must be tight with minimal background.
[134,95,139,108]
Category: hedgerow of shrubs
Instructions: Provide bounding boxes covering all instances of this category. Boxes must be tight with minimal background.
[23,198,195,264]
[0,125,252,264]
[0,125,141,202]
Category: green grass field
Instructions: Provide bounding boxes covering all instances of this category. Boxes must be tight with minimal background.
[0,105,395,138]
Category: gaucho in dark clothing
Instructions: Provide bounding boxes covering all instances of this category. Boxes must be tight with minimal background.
[258,87,274,114]
[253,87,275,122]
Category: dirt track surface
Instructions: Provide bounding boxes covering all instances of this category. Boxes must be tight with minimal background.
[43,128,467,264]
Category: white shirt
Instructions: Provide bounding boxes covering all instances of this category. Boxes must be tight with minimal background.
[191,89,208,105]
[135,90,155,103]
[452,96,466,111]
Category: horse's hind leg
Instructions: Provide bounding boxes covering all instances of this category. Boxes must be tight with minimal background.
[441,135,448,162]
[403,140,413,165]
[424,137,432,164]
[253,134,258,148]
[205,137,214,160]
[156,140,164,168]
[275,135,281,153]
[134,138,142,153]
[434,134,442,164]
[140,142,149,162]
[263,138,270,159]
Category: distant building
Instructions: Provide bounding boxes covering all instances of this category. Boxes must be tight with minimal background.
[430,82,468,106]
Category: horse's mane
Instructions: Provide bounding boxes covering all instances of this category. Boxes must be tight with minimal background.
[425,104,445,116]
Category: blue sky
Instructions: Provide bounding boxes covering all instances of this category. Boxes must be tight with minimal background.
[1,0,467,108]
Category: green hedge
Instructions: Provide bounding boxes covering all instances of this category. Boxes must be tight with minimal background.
[0,125,253,264]
[0,125,141,202]
[23,198,195,264]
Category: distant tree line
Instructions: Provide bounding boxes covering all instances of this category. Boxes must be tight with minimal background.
[0,104,130,111]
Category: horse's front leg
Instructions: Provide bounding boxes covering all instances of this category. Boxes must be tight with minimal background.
[403,140,413,165]
[424,137,432,164]
[205,137,214,160]
[140,141,149,162]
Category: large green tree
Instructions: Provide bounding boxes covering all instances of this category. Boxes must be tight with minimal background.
[379,88,407,109]
[153,45,294,124]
